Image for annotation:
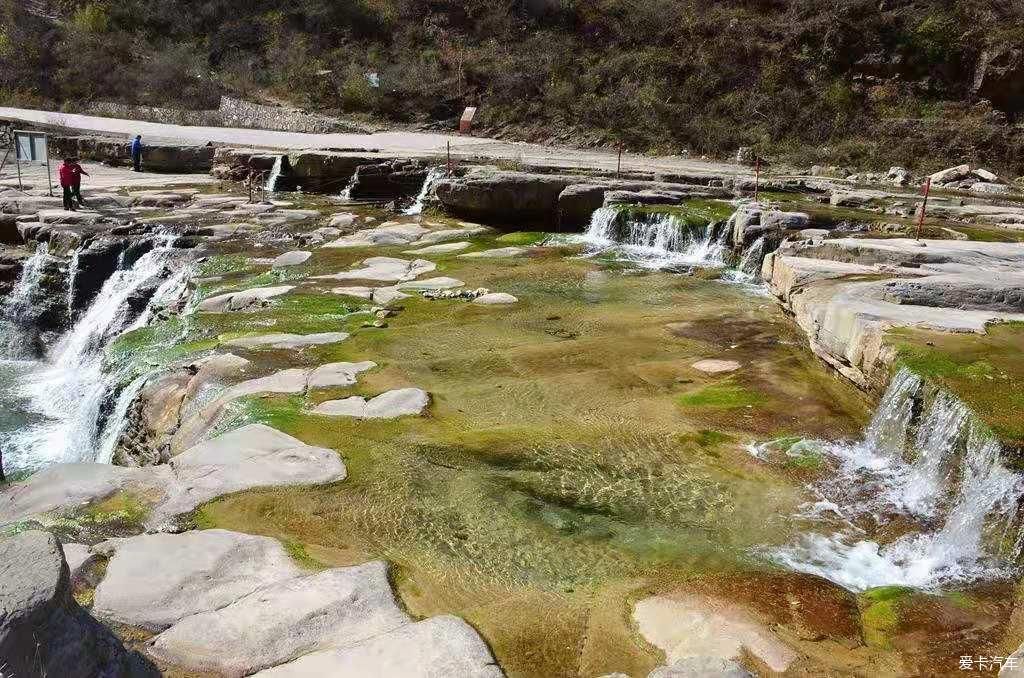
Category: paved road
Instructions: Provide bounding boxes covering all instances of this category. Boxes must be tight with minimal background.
[0,106,750,178]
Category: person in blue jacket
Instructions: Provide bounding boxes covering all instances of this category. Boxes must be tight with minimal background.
[130,135,143,171]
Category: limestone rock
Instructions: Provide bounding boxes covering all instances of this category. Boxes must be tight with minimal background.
[648,657,753,678]
[435,169,577,223]
[160,424,346,518]
[0,531,155,678]
[971,181,1012,195]
[222,332,350,349]
[633,594,796,673]
[251,615,504,678]
[323,223,427,248]
[416,226,491,245]
[272,250,312,268]
[403,241,472,255]
[328,212,357,229]
[458,247,529,259]
[309,388,429,419]
[149,561,411,677]
[92,530,304,631]
[314,257,435,282]
[691,359,741,373]
[197,285,294,312]
[557,183,606,228]
[929,164,972,185]
[473,292,518,305]
[973,168,1000,182]
[308,361,377,389]
[397,276,464,291]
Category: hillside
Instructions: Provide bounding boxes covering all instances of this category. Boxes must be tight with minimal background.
[3,0,1024,172]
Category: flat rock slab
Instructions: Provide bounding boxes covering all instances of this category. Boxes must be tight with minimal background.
[328,213,357,228]
[272,251,312,268]
[416,226,490,245]
[222,332,349,350]
[324,224,427,248]
[331,286,374,299]
[314,257,435,283]
[649,658,753,678]
[93,530,303,631]
[402,241,472,255]
[458,247,528,259]
[309,388,429,419]
[308,361,377,389]
[251,615,504,678]
[397,277,464,291]
[691,359,741,374]
[633,594,795,674]
[197,286,294,312]
[473,293,518,305]
[149,561,411,677]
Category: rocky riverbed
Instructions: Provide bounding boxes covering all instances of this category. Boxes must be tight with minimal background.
[2,153,1024,677]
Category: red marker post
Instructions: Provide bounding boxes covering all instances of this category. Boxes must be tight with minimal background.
[915,177,932,240]
[753,157,761,202]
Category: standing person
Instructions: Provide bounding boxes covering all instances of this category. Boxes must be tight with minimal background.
[69,157,89,207]
[130,134,143,171]
[58,157,77,211]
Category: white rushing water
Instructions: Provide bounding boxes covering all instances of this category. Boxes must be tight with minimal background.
[264,156,284,193]
[0,243,52,359]
[753,368,1024,591]
[1,242,183,472]
[574,206,731,269]
[403,166,446,215]
[338,175,357,201]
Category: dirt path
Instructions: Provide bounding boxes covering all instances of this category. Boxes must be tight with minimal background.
[1,106,750,178]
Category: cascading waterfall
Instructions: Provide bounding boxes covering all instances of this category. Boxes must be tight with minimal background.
[264,156,284,193]
[0,243,51,358]
[752,367,1024,591]
[403,167,446,215]
[2,242,185,472]
[576,207,730,269]
[338,175,357,201]
[736,237,766,277]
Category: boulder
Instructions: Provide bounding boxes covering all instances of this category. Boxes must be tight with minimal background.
[313,257,435,283]
[473,292,519,305]
[973,168,1000,182]
[416,226,491,245]
[222,332,349,349]
[148,561,411,677]
[929,164,972,185]
[272,250,312,268]
[886,166,911,187]
[323,223,428,248]
[557,184,606,228]
[287,152,378,193]
[251,615,504,678]
[196,285,294,312]
[309,388,430,419]
[347,159,428,201]
[0,531,156,678]
[92,530,304,631]
[435,170,577,223]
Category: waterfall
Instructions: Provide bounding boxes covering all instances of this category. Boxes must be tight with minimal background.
[2,243,185,472]
[753,368,1024,591]
[0,243,51,359]
[338,175,357,201]
[264,156,283,193]
[404,167,446,215]
[736,237,766,278]
[576,207,730,270]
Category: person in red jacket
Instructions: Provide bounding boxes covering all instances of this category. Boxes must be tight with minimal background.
[69,157,89,208]
[58,157,89,210]
[58,157,77,211]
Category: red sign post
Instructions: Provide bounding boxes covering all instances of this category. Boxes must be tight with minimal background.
[915,177,932,240]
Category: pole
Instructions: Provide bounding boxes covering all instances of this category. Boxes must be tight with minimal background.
[915,177,931,240]
[44,134,53,197]
[447,140,452,176]
[248,171,254,203]
[753,157,761,202]
[616,142,622,178]
[15,136,23,192]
